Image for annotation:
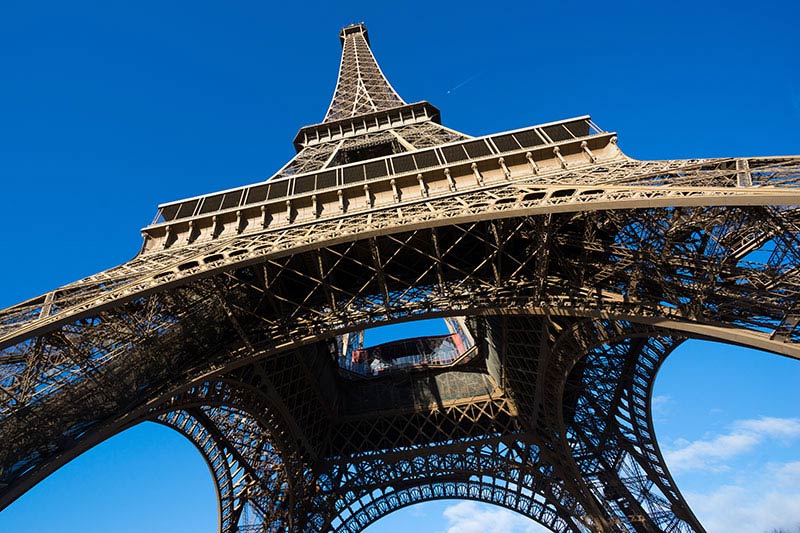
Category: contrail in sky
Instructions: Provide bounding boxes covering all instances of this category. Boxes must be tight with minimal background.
[446,73,481,95]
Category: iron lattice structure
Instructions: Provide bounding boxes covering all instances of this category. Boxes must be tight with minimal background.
[1,23,799,532]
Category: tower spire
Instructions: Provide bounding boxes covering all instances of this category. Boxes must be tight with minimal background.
[323,23,406,122]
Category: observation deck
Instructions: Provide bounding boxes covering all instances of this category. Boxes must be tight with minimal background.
[336,317,476,378]
[141,116,615,253]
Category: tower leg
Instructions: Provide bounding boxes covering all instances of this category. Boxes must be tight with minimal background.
[554,320,705,532]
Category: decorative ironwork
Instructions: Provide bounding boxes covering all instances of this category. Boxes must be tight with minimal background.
[1,22,799,532]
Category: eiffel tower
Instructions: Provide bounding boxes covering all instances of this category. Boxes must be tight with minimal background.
[1,22,799,532]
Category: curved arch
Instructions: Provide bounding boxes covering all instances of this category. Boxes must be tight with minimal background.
[152,376,319,533]
[6,313,783,532]
[1,203,799,530]
[0,372,312,532]
[2,194,799,355]
[324,438,588,532]
[336,483,576,533]
[154,410,240,532]
[0,312,794,529]
[540,319,704,531]
[3,204,798,428]
[157,405,296,533]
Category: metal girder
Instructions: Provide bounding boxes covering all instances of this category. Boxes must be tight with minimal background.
[323,24,405,123]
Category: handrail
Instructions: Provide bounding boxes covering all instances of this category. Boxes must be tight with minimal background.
[147,116,602,228]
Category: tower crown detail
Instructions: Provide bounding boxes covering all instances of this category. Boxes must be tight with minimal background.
[339,22,370,45]
[323,23,406,122]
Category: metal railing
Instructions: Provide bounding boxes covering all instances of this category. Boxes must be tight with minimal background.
[150,117,603,226]
[338,332,473,377]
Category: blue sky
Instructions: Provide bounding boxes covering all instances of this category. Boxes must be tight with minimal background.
[0,1,799,531]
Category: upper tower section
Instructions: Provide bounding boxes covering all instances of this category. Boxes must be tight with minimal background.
[323,23,406,122]
[140,24,614,254]
[291,23,460,154]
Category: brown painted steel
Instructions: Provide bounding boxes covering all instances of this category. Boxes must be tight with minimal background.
[1,23,799,532]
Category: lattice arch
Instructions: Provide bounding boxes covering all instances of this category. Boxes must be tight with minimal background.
[543,320,702,532]
[150,318,725,533]
[332,484,579,533]
[323,437,588,532]
[153,377,314,533]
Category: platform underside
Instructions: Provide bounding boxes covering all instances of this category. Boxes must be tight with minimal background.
[2,181,800,530]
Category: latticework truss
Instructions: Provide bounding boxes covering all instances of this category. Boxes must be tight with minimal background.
[324,24,405,122]
[1,22,799,533]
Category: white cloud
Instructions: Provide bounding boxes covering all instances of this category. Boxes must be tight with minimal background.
[651,394,672,419]
[435,417,800,533]
[685,461,800,532]
[442,501,550,533]
[662,417,800,531]
[652,394,671,408]
[773,460,800,486]
[664,416,800,473]
[735,417,800,439]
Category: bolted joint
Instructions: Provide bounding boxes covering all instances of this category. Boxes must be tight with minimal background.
[498,157,511,179]
[444,168,457,191]
[471,162,484,185]
[525,151,539,174]
[581,141,597,163]
[363,183,372,207]
[417,173,428,197]
[312,194,320,218]
[553,146,568,169]
[235,210,244,233]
